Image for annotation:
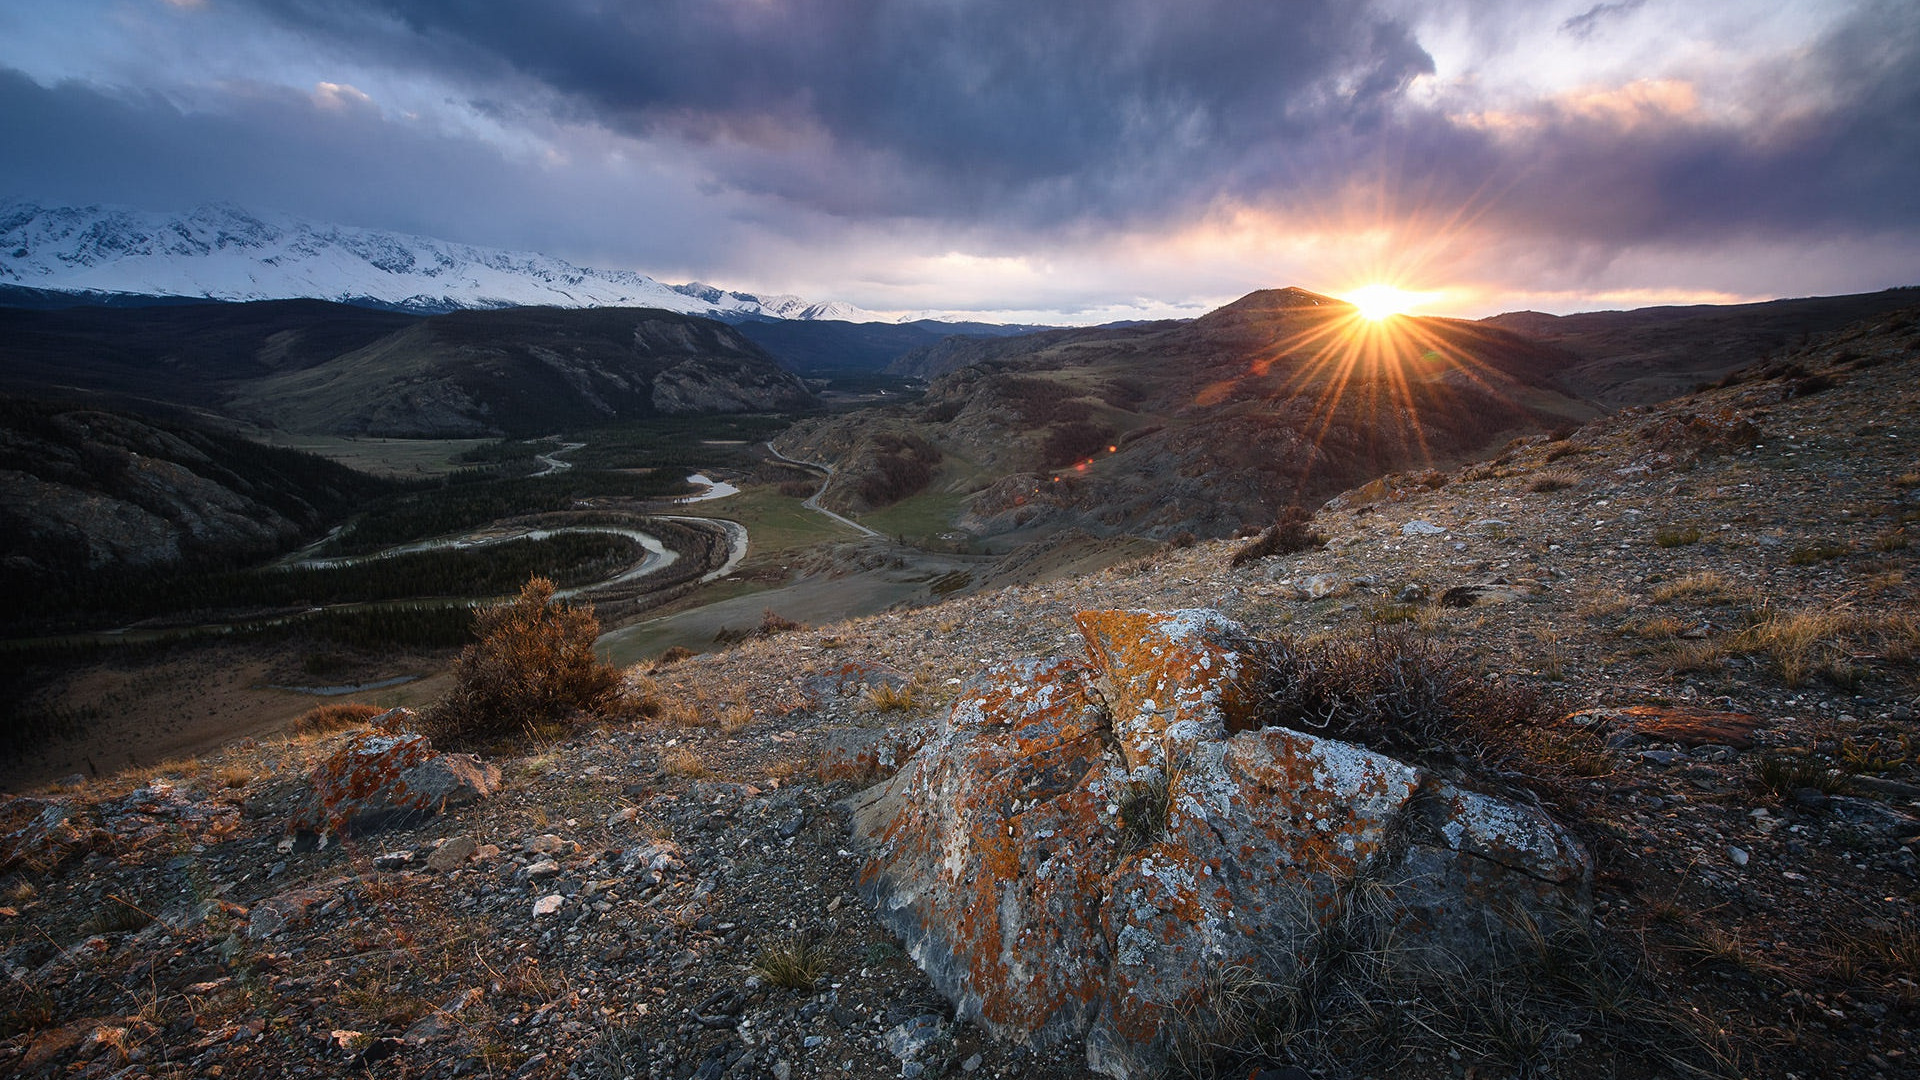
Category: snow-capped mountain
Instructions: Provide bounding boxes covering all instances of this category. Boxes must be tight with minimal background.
[0,199,884,321]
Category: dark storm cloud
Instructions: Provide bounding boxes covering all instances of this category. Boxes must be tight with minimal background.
[1427,0,1920,247]
[240,0,1435,220]
[0,68,732,262]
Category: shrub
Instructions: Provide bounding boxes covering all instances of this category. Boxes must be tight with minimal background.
[1229,506,1327,567]
[1253,628,1553,771]
[291,702,385,736]
[421,577,623,750]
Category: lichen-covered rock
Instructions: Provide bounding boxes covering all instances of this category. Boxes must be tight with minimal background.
[292,732,501,840]
[848,609,1592,1079]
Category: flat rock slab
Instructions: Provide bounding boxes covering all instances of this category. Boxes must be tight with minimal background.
[1570,705,1765,749]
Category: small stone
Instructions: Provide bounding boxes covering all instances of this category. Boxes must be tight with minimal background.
[1727,846,1749,867]
[1394,583,1427,604]
[902,1064,925,1079]
[802,1035,825,1050]
[524,833,570,855]
[1401,520,1446,536]
[532,895,563,918]
[606,807,639,828]
[372,850,414,870]
[525,859,562,879]
[772,1062,792,1080]
[426,836,479,872]
[962,1053,984,1073]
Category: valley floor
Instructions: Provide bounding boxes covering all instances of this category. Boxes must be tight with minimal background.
[3,328,1919,1078]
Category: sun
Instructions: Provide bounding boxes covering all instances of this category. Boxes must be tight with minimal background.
[1343,284,1428,321]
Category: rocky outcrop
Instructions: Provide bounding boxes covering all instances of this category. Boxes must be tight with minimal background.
[291,732,501,842]
[848,609,1591,1079]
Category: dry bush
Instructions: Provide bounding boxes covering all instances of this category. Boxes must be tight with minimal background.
[1229,506,1327,568]
[1253,627,1564,775]
[290,702,385,736]
[422,577,624,750]
[651,645,697,669]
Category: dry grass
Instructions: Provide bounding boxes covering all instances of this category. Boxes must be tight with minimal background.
[1653,525,1703,548]
[1786,541,1851,565]
[863,682,918,712]
[1577,591,1635,619]
[1527,469,1580,493]
[290,702,385,735]
[661,746,710,779]
[751,934,827,989]
[1749,753,1850,799]
[718,703,755,734]
[1873,527,1910,552]
[1116,772,1174,856]
[1726,604,1919,686]
[1650,571,1734,605]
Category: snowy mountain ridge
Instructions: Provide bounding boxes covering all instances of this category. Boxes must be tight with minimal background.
[0,198,884,321]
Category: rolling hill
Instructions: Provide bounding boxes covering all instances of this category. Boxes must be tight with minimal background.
[0,300,818,437]
[774,287,1596,544]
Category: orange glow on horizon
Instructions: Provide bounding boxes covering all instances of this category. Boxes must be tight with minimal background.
[1342,283,1437,321]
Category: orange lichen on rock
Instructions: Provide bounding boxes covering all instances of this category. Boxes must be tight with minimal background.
[848,609,1593,1080]
[1073,608,1271,770]
[291,731,501,841]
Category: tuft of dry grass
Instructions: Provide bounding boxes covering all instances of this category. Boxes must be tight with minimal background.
[1786,541,1851,565]
[290,702,385,736]
[1873,527,1910,552]
[1726,604,1915,686]
[863,682,918,712]
[1749,753,1850,799]
[1653,525,1703,548]
[1527,469,1580,493]
[1650,571,1733,605]
[752,934,828,989]
[79,893,155,935]
[661,746,710,779]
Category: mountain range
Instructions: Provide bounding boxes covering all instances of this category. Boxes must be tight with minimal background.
[0,199,880,321]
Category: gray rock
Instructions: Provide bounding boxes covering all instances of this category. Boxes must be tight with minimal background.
[1401,520,1446,536]
[847,608,1591,1080]
[426,836,480,872]
[1394,583,1428,604]
[882,1015,947,1060]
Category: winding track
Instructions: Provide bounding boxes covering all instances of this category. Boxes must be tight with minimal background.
[763,442,884,538]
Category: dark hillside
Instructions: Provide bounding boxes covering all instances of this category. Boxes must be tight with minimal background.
[0,395,390,593]
[1484,287,1920,405]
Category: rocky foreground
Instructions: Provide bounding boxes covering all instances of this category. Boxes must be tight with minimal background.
[3,309,1919,1078]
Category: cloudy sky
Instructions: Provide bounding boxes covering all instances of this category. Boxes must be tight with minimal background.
[1,0,1915,322]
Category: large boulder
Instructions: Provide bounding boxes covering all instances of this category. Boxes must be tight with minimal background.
[847,609,1591,1079]
[292,732,501,841]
